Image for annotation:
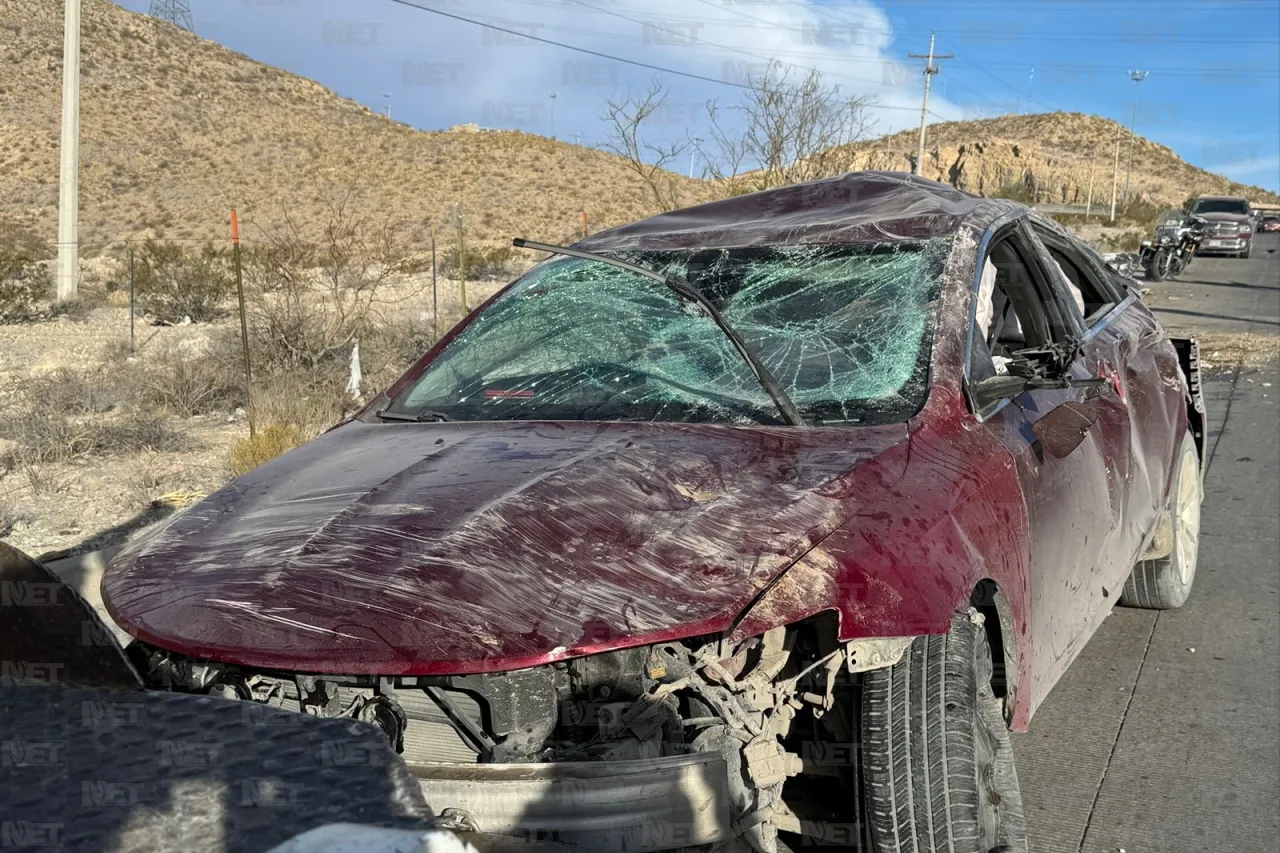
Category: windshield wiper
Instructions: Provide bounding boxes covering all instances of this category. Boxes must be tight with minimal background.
[375,409,451,423]
[512,238,806,427]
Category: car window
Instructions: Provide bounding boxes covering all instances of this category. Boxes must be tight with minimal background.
[387,241,949,426]
[970,233,1060,372]
[1028,225,1120,325]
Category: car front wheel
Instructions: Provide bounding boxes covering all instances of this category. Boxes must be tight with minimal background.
[861,610,1026,853]
[1121,431,1202,609]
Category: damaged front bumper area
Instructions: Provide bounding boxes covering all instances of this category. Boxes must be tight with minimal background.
[128,618,917,853]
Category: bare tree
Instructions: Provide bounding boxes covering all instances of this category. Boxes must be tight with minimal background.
[702,61,874,195]
[602,81,692,212]
[244,186,420,370]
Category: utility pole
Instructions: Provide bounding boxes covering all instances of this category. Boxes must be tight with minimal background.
[908,32,953,177]
[56,0,81,304]
[1085,152,1097,220]
[1123,70,1148,204]
[382,92,392,120]
[689,137,703,178]
[1109,120,1122,222]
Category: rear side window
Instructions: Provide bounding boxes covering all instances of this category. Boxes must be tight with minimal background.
[1029,224,1121,325]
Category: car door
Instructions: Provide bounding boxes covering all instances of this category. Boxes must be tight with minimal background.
[1028,223,1185,572]
[965,221,1136,714]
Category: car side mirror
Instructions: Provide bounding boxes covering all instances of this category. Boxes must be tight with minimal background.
[970,374,1032,408]
[970,371,1110,411]
[1032,402,1099,459]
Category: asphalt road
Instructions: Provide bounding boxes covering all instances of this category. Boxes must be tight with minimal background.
[1014,232,1280,852]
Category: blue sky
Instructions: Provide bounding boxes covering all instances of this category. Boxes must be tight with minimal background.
[116,0,1280,192]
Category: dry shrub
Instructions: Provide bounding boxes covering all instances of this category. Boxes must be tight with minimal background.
[0,408,186,467]
[243,192,419,370]
[129,334,248,418]
[361,315,440,393]
[0,368,186,469]
[17,368,119,415]
[134,239,232,323]
[248,365,352,438]
[139,356,245,418]
[230,423,307,477]
[0,497,20,538]
[0,251,49,323]
[438,244,517,281]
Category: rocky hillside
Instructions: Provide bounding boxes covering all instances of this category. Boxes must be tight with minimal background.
[1,0,1273,257]
[838,112,1279,209]
[0,0,702,256]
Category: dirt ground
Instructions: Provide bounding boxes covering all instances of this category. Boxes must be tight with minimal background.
[0,272,509,560]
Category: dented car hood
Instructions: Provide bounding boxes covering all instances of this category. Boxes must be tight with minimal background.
[103,420,908,675]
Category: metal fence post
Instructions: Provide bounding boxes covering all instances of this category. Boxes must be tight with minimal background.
[231,209,254,438]
[128,244,135,353]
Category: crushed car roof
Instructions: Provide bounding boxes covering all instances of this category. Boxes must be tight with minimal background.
[576,171,1017,251]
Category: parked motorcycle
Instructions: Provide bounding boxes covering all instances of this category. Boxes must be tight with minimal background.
[1140,211,1208,281]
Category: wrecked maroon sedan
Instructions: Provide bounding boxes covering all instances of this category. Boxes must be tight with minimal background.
[103,173,1206,853]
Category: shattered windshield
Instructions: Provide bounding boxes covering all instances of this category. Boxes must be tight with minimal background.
[386,240,947,426]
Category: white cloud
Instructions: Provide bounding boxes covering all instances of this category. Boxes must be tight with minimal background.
[383,0,957,147]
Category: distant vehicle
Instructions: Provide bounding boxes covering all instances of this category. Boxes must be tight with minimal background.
[1141,210,1208,281]
[1255,208,1280,233]
[1187,196,1254,258]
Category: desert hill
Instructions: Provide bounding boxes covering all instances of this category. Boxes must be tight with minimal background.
[0,0,703,255]
[837,112,1280,210]
[1,0,1275,259]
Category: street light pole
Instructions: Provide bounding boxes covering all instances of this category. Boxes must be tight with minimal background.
[689,137,703,178]
[382,91,392,120]
[1123,70,1148,204]
[548,91,558,139]
[56,0,82,304]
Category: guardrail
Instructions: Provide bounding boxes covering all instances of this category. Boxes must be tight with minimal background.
[1030,203,1093,215]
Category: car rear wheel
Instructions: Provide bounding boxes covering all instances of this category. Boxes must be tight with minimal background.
[861,610,1026,853]
[1121,432,1202,610]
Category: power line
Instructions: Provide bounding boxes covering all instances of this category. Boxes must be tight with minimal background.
[387,0,946,116]
[384,0,752,90]
[560,0,940,108]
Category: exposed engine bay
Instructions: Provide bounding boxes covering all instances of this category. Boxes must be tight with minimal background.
[128,616,918,852]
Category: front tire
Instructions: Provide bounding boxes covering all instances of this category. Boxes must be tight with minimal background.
[861,610,1026,853]
[1241,244,1252,259]
[1145,250,1166,282]
[1121,432,1202,609]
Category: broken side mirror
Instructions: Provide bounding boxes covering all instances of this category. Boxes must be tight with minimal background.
[970,371,1110,411]
[1032,402,1099,459]
[970,374,1032,409]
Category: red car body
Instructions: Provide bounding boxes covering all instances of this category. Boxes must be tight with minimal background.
[103,173,1194,735]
